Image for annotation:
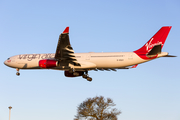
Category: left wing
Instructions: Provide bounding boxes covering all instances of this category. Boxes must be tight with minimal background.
[55,27,80,66]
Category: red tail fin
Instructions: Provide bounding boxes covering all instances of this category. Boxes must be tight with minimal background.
[134,26,172,59]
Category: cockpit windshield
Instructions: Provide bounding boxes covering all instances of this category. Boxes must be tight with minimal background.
[7,58,10,60]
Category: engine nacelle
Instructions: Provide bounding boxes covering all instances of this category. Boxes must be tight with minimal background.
[39,59,58,68]
[64,71,84,77]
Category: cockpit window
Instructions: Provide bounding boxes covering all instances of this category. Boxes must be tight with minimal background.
[7,58,10,60]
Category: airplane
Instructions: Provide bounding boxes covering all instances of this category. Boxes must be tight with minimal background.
[4,26,176,81]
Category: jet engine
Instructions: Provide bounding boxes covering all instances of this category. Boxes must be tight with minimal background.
[39,59,58,68]
[64,71,84,77]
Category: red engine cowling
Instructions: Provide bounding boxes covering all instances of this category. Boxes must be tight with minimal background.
[64,71,84,77]
[39,59,58,68]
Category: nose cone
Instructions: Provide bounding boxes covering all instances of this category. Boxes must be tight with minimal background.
[4,59,11,67]
[4,60,7,66]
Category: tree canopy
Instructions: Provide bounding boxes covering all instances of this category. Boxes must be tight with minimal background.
[74,96,121,120]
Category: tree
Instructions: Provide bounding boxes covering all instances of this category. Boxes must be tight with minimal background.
[74,96,121,120]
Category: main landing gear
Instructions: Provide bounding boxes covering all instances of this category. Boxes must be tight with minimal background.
[69,69,92,82]
[16,68,20,76]
[82,71,92,82]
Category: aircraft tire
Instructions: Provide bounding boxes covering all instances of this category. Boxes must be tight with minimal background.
[87,77,92,82]
[16,72,20,76]
[82,74,88,78]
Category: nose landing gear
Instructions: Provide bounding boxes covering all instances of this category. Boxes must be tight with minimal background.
[16,68,20,76]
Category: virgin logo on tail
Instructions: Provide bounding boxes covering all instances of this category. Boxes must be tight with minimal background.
[145,38,163,52]
[134,26,172,60]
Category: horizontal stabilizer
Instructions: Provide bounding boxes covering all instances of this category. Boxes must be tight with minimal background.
[162,55,177,57]
[146,44,162,58]
[147,44,161,56]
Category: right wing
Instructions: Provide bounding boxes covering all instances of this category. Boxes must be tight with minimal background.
[92,64,138,71]
[55,27,80,66]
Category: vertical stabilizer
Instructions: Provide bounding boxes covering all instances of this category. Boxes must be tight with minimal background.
[134,26,172,59]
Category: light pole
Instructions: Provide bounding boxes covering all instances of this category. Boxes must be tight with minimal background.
[8,106,12,120]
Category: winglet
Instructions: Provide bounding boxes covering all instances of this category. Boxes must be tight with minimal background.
[63,27,69,34]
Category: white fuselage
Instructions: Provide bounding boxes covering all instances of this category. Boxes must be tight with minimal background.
[4,52,168,71]
[3,26,173,81]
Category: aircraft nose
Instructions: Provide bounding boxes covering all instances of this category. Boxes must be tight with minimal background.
[4,60,8,66]
[4,59,11,67]
[4,57,13,67]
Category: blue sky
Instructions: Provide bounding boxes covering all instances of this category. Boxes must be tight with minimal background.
[0,0,180,120]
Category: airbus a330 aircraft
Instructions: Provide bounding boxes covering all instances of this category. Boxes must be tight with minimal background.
[4,26,175,81]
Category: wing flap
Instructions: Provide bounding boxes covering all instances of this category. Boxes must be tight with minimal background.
[91,64,138,71]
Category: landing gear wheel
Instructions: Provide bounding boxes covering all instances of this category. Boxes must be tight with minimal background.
[16,68,20,76]
[87,77,92,82]
[82,74,88,79]
[16,72,20,76]
[82,71,92,82]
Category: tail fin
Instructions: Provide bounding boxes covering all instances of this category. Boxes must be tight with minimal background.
[134,26,172,59]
